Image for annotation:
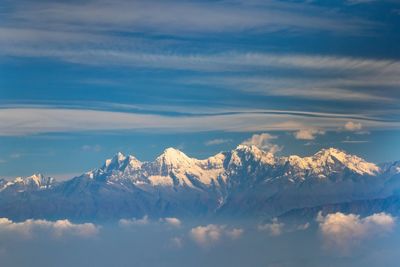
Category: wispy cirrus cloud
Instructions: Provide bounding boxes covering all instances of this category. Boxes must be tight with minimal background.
[205,138,232,146]
[3,0,374,37]
[3,45,400,76]
[0,106,398,136]
[81,144,102,152]
[1,0,398,142]
[346,0,377,5]
[6,47,391,106]
[182,70,400,104]
[1,22,398,108]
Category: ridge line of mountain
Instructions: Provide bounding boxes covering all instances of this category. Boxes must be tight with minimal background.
[0,145,398,221]
[2,145,386,185]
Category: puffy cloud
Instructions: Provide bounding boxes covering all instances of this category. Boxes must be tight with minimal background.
[242,132,276,147]
[344,121,363,131]
[0,218,99,238]
[118,215,149,227]
[241,133,282,154]
[296,222,310,231]
[204,138,232,146]
[119,216,181,228]
[258,218,284,236]
[317,212,395,250]
[50,220,99,238]
[190,224,223,246]
[189,224,244,247]
[161,217,181,228]
[294,129,325,140]
[225,228,244,239]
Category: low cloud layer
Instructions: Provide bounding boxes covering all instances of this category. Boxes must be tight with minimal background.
[0,217,399,266]
[317,212,395,250]
[189,224,244,247]
[0,218,99,238]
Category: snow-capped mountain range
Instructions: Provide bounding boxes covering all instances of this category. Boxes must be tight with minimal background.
[1,145,399,221]
[0,173,55,193]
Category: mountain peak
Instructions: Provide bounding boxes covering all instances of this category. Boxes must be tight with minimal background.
[27,173,45,184]
[316,147,345,154]
[310,147,379,176]
[232,144,275,165]
[313,147,366,164]
[314,147,348,160]
[163,147,184,154]
[104,152,126,169]
[235,144,258,150]
[235,144,270,154]
[157,147,190,162]
[150,147,194,172]
[127,155,142,168]
[114,152,126,161]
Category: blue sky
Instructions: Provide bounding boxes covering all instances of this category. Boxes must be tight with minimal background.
[0,0,400,179]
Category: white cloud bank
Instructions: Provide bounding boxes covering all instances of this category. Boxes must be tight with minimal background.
[317,212,395,250]
[0,218,99,238]
[189,224,244,247]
